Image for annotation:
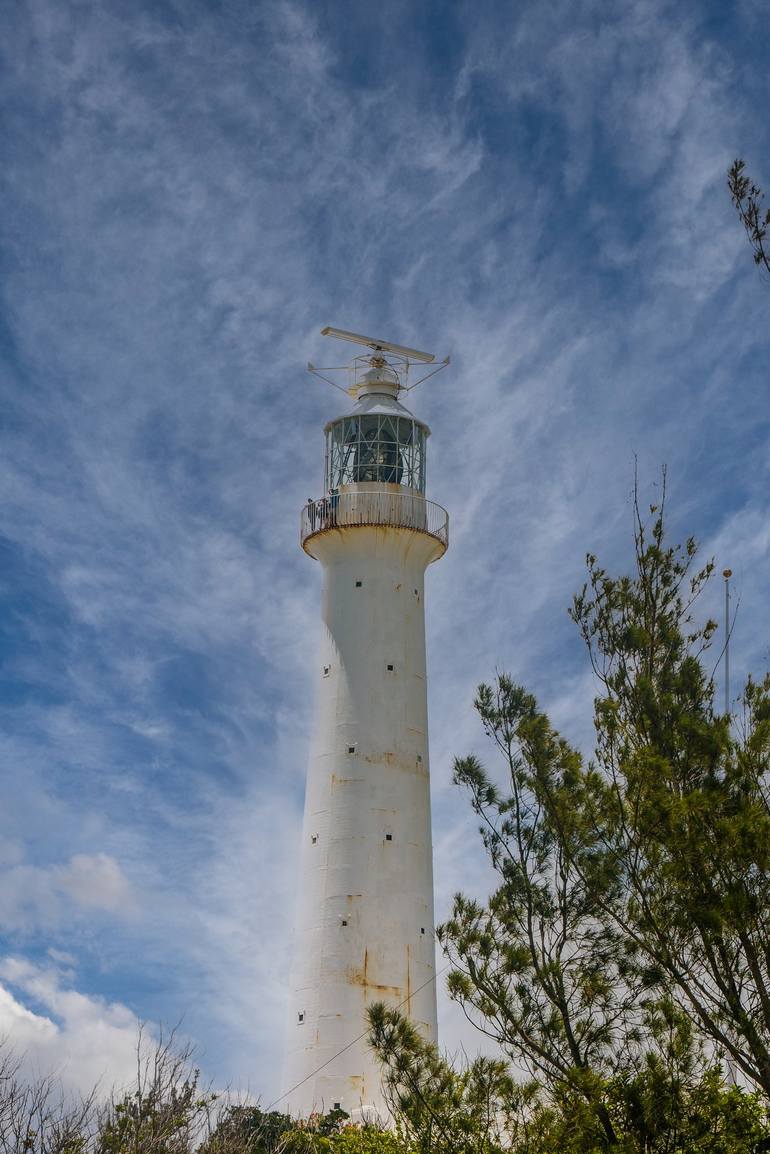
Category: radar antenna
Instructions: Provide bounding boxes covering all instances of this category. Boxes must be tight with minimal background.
[308,326,450,396]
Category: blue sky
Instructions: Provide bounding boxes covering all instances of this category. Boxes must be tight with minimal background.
[1,0,769,1103]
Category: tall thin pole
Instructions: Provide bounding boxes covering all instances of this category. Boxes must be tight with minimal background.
[723,569,732,718]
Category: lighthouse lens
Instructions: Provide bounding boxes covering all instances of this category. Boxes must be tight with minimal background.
[325,416,426,492]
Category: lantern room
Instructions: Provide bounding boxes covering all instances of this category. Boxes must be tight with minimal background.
[324,361,429,495]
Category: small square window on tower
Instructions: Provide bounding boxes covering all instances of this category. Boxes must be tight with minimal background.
[311,834,318,844]
[348,745,356,754]
[385,833,393,842]
[421,927,426,934]
[341,919,348,926]
[387,663,394,671]
[355,580,362,587]
[298,1011,305,1023]
[323,665,330,676]
[333,1102,341,1111]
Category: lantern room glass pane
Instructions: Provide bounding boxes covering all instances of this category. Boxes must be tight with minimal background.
[325,416,426,493]
[379,417,397,444]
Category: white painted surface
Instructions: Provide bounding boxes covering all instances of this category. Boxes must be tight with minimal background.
[283,515,445,1121]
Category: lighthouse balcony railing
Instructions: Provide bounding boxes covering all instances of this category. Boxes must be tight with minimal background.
[301,488,449,550]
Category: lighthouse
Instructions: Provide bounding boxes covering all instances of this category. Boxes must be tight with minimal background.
[283,328,449,1121]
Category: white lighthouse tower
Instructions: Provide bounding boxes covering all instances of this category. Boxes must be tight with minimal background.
[283,328,449,1121]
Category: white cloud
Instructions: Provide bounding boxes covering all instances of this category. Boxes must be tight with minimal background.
[0,983,58,1047]
[0,958,144,1097]
[0,854,135,932]
[57,854,134,912]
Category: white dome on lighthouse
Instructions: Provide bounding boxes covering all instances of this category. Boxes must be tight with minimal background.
[356,360,400,398]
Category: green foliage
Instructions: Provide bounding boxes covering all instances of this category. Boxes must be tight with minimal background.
[729,160,770,276]
[279,1122,406,1154]
[368,998,770,1153]
[367,1001,515,1154]
[203,1106,406,1154]
[539,1063,768,1154]
[200,1106,293,1153]
[568,488,770,1093]
[96,1078,214,1154]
